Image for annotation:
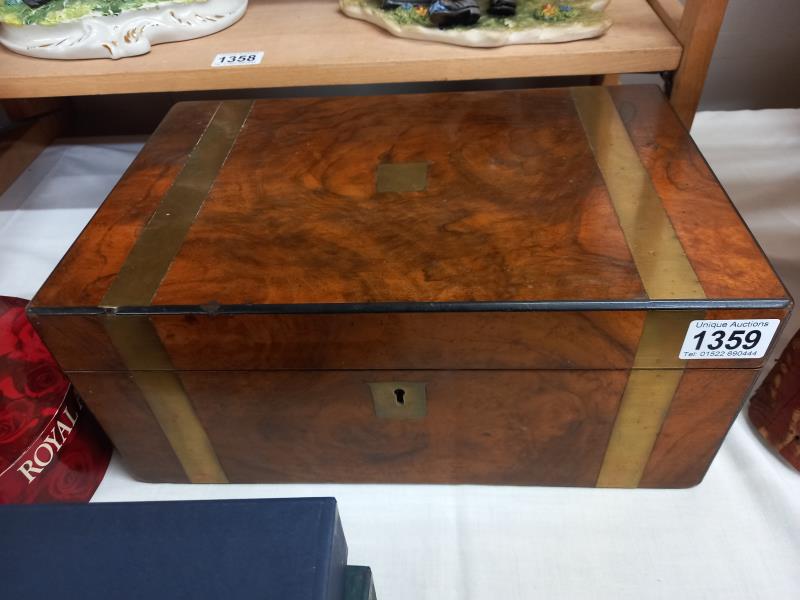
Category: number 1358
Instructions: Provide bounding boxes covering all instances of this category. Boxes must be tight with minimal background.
[216,55,258,65]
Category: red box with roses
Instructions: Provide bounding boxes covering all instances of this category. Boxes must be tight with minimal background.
[0,296,111,504]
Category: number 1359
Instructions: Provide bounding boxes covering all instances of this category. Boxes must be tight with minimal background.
[693,329,761,351]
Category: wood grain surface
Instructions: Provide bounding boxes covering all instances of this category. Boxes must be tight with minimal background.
[31,87,788,314]
[30,315,126,372]
[640,369,756,487]
[608,86,786,301]
[34,309,785,372]
[180,370,627,485]
[154,90,643,306]
[68,372,189,483]
[30,102,221,309]
[152,310,645,371]
[64,367,759,486]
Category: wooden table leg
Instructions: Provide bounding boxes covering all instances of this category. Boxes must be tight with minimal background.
[1,99,67,198]
[667,0,729,128]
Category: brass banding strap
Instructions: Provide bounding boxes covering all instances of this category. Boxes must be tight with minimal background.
[572,87,708,488]
[633,310,706,370]
[104,316,228,483]
[102,100,253,308]
[571,87,705,301]
[595,310,704,488]
[595,368,684,488]
[99,101,251,484]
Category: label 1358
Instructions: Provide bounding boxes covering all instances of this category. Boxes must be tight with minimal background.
[211,52,264,67]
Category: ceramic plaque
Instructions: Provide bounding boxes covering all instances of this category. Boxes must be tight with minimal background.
[340,0,612,47]
[0,0,248,59]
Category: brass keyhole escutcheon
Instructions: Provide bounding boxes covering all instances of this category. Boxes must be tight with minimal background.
[369,382,426,419]
[394,388,406,406]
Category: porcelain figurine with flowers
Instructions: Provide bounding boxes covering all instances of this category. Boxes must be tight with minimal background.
[340,0,612,47]
[0,0,247,59]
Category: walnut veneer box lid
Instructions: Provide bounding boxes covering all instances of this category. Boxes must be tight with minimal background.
[29,86,790,374]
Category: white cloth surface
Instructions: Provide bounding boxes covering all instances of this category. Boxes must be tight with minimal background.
[690,109,800,374]
[0,111,799,600]
[0,138,145,299]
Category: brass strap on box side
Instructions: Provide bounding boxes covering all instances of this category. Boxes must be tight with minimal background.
[572,87,708,488]
[596,310,705,488]
[100,100,252,484]
[633,310,706,370]
[104,316,228,484]
[595,368,685,488]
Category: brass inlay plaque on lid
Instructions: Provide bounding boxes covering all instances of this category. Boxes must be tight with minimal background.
[376,162,429,193]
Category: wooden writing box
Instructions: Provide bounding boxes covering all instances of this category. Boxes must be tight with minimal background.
[28,86,792,488]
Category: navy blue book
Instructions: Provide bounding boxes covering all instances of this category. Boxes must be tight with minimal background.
[0,497,375,600]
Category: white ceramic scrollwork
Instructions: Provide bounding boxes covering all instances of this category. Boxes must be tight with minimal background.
[0,0,247,60]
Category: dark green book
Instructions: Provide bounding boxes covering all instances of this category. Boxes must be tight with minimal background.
[345,566,378,600]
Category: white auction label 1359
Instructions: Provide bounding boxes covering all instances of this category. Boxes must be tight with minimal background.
[679,319,780,360]
[211,52,264,67]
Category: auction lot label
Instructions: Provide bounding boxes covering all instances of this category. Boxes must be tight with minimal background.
[679,319,780,360]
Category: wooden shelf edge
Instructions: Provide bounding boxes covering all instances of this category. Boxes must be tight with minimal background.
[0,50,682,99]
[0,0,682,99]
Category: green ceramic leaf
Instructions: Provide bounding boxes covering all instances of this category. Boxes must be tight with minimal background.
[0,0,205,26]
[346,0,605,31]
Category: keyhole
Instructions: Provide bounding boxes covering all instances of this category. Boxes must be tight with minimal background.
[394,388,406,406]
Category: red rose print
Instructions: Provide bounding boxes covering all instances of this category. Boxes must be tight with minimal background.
[0,373,25,402]
[25,362,67,399]
[38,407,112,504]
[0,301,24,358]
[0,300,51,365]
[1,298,69,472]
[0,398,37,446]
[46,446,93,502]
[1,299,112,504]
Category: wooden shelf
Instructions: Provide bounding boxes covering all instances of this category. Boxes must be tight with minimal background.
[0,0,681,99]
